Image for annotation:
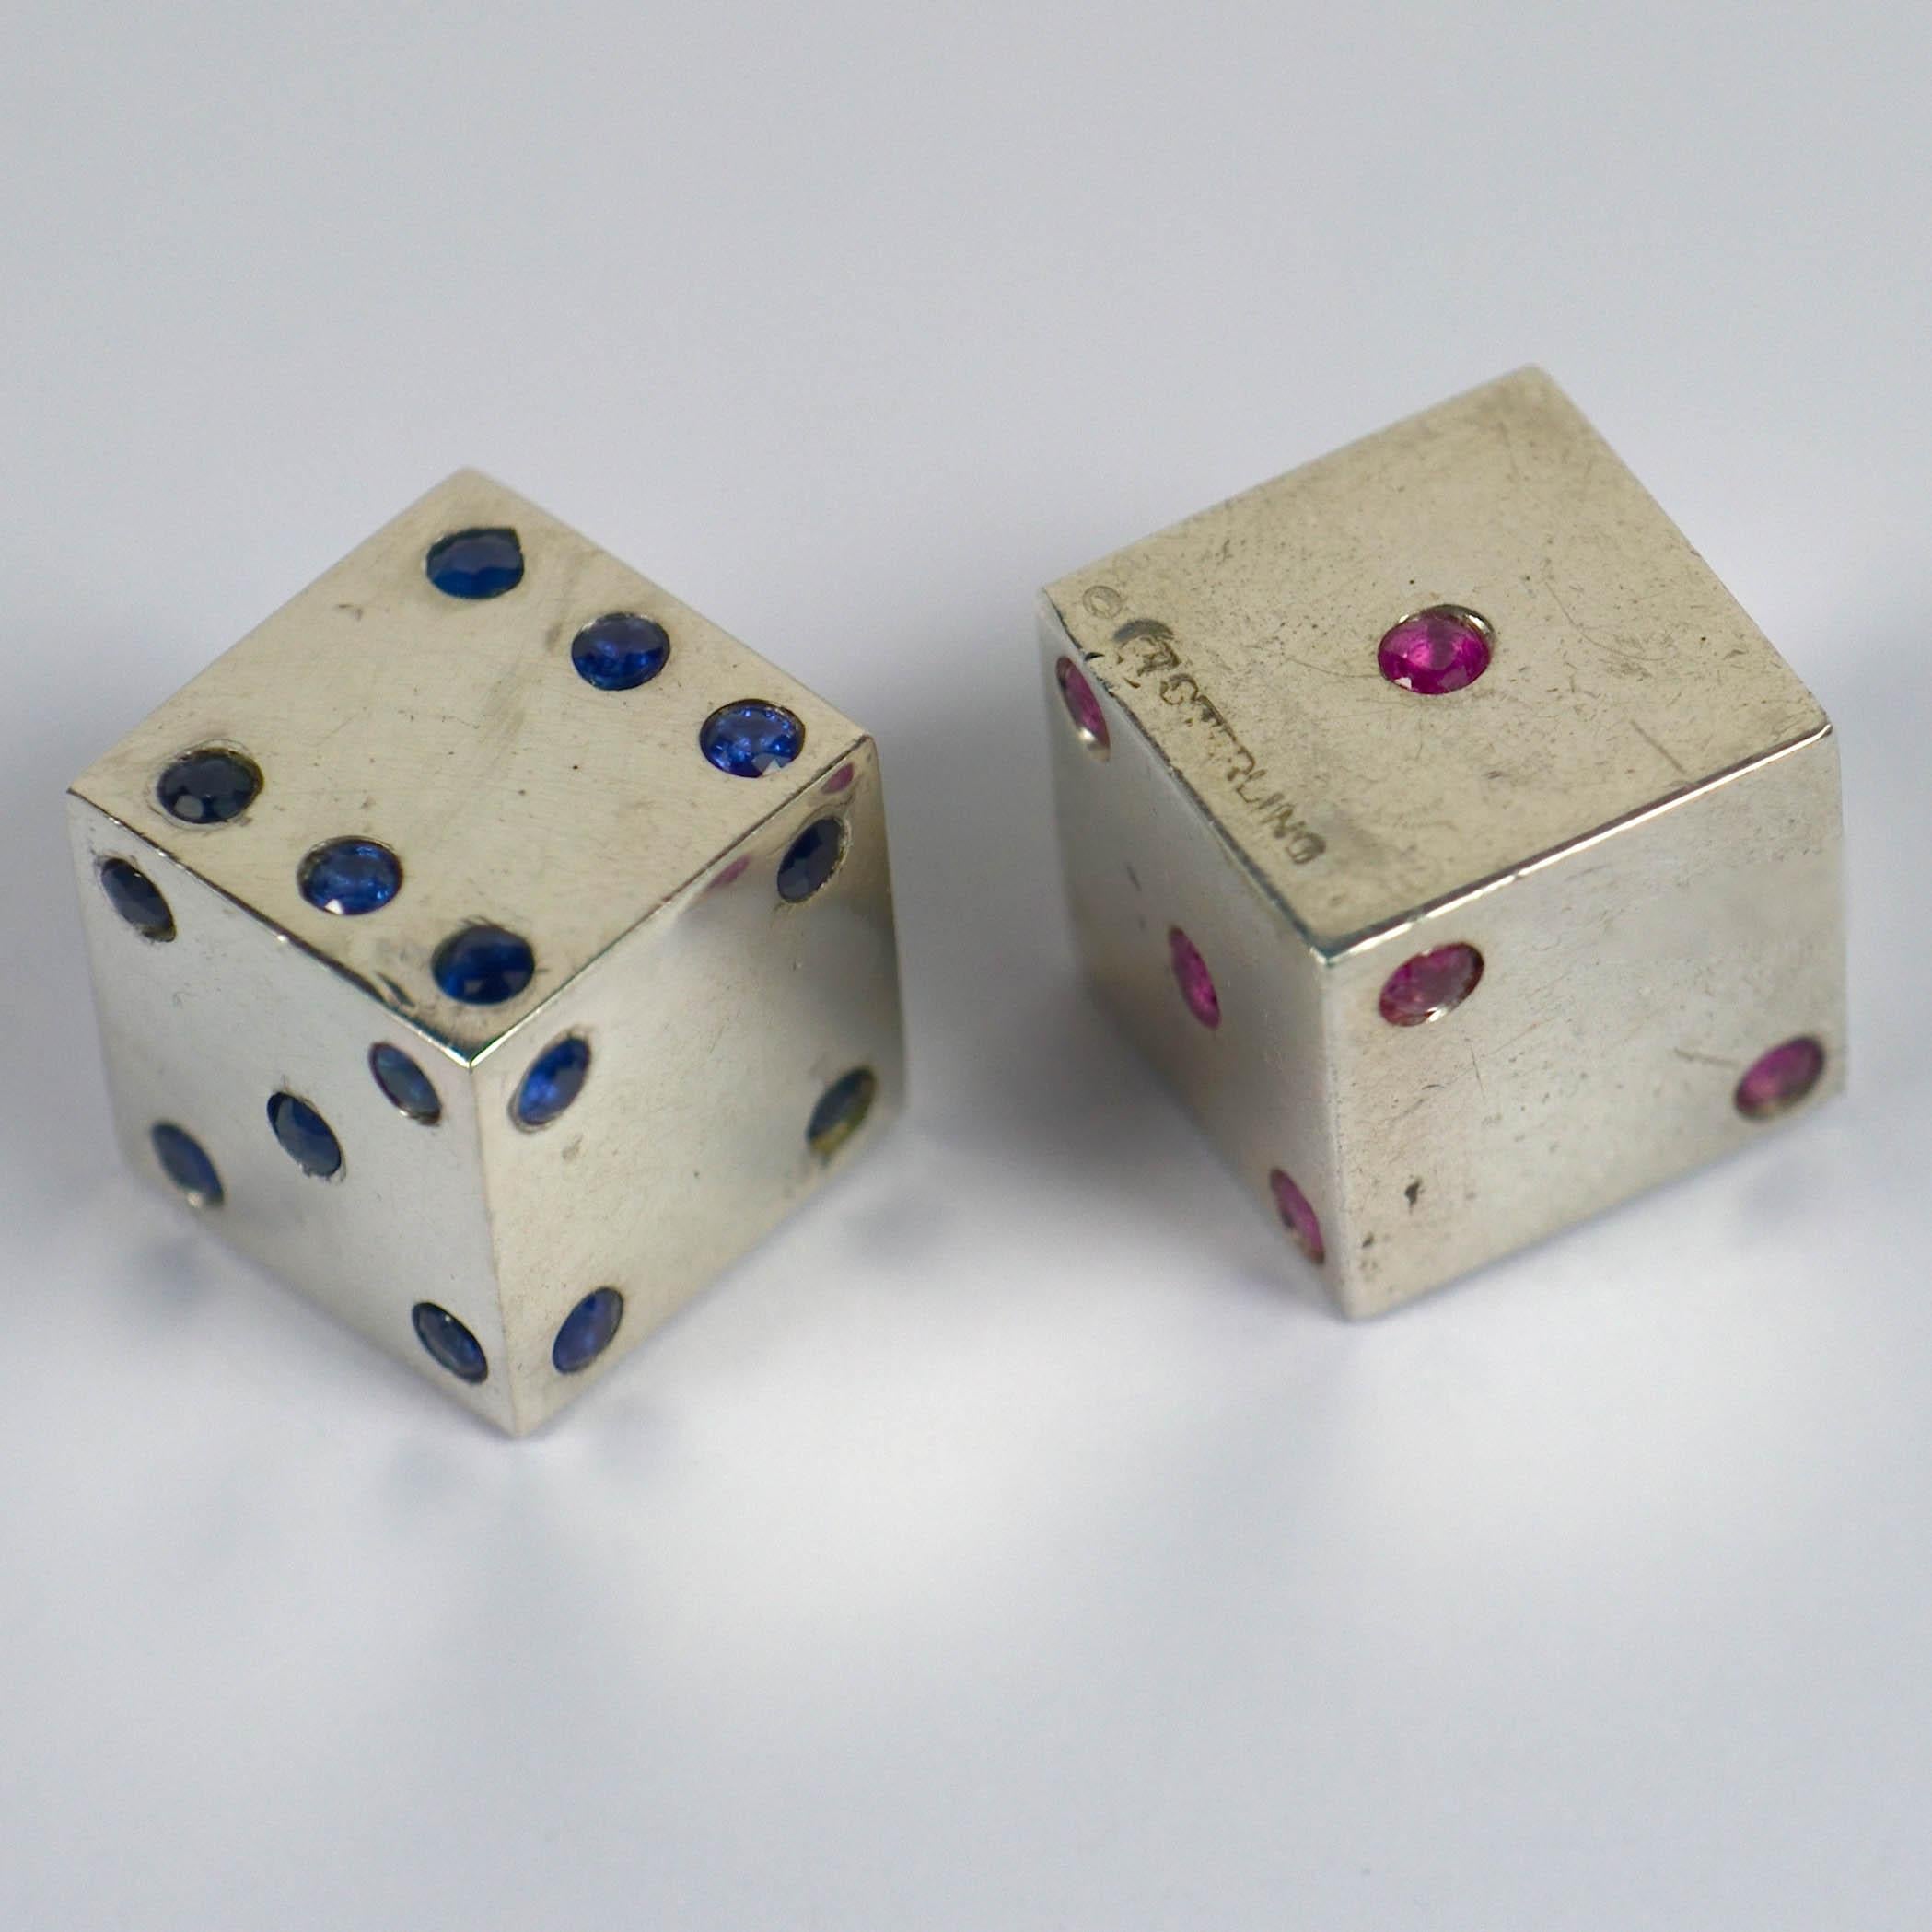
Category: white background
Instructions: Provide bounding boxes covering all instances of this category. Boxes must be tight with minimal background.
[3,4,1928,1926]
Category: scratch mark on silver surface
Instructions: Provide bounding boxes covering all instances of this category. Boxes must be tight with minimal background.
[1541,569,1643,670]
[1672,1046,1736,1070]
[1394,1076,1460,1123]
[1631,720,1687,778]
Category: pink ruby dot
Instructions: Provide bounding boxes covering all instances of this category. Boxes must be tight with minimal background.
[822,762,855,795]
[1379,942,1484,1026]
[1055,656,1110,753]
[1269,1169,1325,1263]
[1735,1036,1825,1120]
[708,855,751,893]
[1378,606,1492,695]
[1168,926,1220,1028]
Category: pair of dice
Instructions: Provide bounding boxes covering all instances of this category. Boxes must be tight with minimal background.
[69,370,1845,1432]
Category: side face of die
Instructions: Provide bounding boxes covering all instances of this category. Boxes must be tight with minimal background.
[70,472,903,1429]
[1042,369,1845,1315]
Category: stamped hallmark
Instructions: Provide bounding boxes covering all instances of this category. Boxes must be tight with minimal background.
[1097,607,1325,864]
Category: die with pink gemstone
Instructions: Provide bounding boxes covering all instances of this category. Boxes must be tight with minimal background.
[1035,372,1845,1319]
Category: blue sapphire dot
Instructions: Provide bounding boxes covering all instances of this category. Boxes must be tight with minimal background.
[425,526,524,599]
[552,1287,623,1375]
[299,838,402,916]
[433,925,535,1005]
[157,749,262,825]
[700,702,805,778]
[101,858,175,939]
[267,1092,343,1178]
[514,1035,591,1128]
[777,817,847,903]
[151,1123,223,1205]
[808,1066,878,1158]
[369,1042,442,1124]
[572,611,671,692]
[413,1302,488,1383]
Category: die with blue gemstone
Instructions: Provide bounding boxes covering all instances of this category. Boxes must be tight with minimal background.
[68,471,904,1432]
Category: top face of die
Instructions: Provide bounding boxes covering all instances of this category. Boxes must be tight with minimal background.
[70,472,864,1053]
[1043,369,1831,953]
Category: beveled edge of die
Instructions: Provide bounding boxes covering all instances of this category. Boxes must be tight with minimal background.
[471,726,908,1437]
[1044,582,1836,975]
[1319,712,1839,963]
[460,724,883,1080]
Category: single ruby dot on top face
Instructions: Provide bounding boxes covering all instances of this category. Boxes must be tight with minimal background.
[1168,927,1220,1028]
[1735,1036,1826,1120]
[1378,607,1492,694]
[1379,943,1484,1026]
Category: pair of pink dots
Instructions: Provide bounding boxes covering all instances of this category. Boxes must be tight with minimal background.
[1165,926,1482,1266]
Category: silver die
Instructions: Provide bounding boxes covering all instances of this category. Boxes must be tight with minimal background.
[1040,369,1845,1316]
[70,472,904,1430]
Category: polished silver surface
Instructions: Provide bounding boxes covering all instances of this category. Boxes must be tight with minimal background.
[1042,369,1845,1315]
[69,473,904,1430]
